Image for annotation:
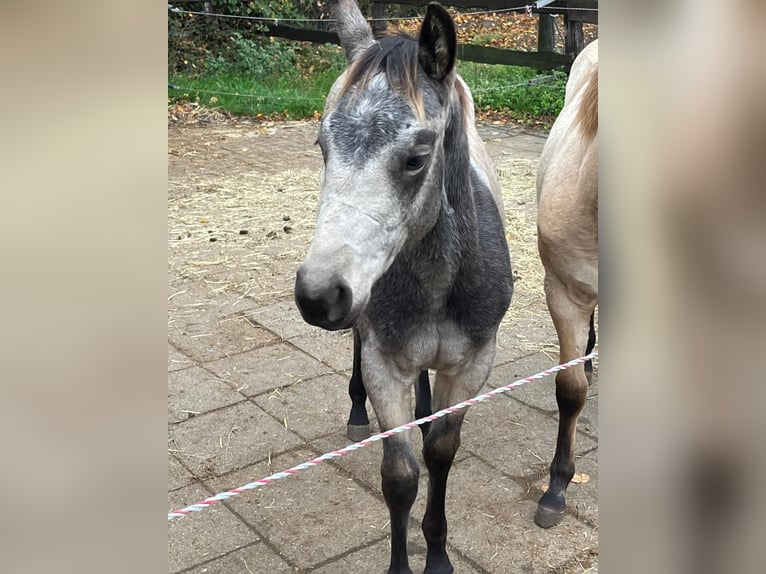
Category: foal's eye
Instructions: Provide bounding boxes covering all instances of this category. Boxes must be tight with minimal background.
[405,154,430,172]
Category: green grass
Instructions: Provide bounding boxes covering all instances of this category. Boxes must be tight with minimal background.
[169,69,341,118]
[168,37,566,121]
[457,61,567,119]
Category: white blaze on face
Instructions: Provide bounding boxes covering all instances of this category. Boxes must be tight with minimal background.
[301,154,407,318]
[300,73,442,320]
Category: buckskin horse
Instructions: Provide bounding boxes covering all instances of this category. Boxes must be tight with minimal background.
[535,38,598,529]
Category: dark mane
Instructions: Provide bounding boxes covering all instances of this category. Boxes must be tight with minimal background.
[340,33,425,119]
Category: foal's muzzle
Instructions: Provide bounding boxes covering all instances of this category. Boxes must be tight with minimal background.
[294,267,355,331]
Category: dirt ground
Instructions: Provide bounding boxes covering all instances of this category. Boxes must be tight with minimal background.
[168,116,598,573]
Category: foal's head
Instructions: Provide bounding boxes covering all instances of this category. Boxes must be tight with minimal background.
[295,1,460,330]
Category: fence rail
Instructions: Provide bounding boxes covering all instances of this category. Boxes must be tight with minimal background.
[169,1,597,71]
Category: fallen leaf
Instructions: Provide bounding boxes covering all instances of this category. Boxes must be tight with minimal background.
[571,472,590,484]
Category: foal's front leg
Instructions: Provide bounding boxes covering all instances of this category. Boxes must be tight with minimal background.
[422,344,496,574]
[362,347,421,574]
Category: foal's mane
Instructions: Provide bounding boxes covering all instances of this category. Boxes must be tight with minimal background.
[576,66,598,140]
[339,33,426,121]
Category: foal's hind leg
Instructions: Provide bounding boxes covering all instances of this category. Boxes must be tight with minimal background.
[415,370,432,439]
[347,329,371,441]
[536,274,596,529]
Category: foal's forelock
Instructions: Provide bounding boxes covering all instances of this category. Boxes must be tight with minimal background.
[338,34,434,122]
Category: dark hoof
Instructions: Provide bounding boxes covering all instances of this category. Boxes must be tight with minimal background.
[534,503,566,529]
[347,423,371,442]
[424,562,453,574]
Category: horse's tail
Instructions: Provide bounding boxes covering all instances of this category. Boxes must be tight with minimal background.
[577,66,598,140]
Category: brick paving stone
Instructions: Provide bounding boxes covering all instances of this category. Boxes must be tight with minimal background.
[168,366,247,424]
[494,317,558,366]
[310,431,385,494]
[443,457,598,573]
[181,542,294,574]
[288,327,355,371]
[168,454,196,492]
[461,393,597,479]
[169,311,279,363]
[485,353,560,413]
[169,401,304,478]
[203,343,332,397]
[248,299,316,340]
[168,344,195,372]
[206,449,389,570]
[254,373,353,441]
[168,483,258,573]
[168,279,258,318]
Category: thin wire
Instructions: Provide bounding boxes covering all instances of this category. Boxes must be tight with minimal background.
[470,75,558,94]
[168,4,598,24]
[167,76,559,102]
[168,84,328,102]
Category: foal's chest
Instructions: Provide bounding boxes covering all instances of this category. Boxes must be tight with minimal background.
[363,316,480,375]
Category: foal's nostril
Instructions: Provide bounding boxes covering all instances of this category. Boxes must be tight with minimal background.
[330,280,352,322]
[294,272,354,330]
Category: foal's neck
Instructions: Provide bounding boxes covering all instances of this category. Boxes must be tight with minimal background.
[410,98,479,288]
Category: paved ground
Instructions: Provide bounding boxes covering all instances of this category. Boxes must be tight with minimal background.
[168,118,598,573]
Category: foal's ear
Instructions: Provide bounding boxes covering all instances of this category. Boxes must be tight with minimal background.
[418,3,457,82]
[333,0,375,63]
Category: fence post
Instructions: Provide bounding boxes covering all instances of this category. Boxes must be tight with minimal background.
[564,13,584,61]
[371,2,387,35]
[203,1,218,31]
[537,14,555,52]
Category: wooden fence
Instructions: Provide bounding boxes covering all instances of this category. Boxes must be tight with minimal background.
[370,1,597,69]
[171,0,597,71]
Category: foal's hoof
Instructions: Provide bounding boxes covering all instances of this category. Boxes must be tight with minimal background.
[347,423,371,442]
[534,503,566,529]
[424,559,454,574]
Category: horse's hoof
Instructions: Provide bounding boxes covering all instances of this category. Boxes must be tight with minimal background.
[347,423,371,442]
[534,503,566,529]
[424,561,453,574]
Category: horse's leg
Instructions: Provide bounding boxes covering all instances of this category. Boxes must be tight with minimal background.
[382,434,420,574]
[535,274,596,529]
[422,344,496,574]
[347,329,371,441]
[363,351,420,574]
[584,310,596,382]
[414,370,432,439]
